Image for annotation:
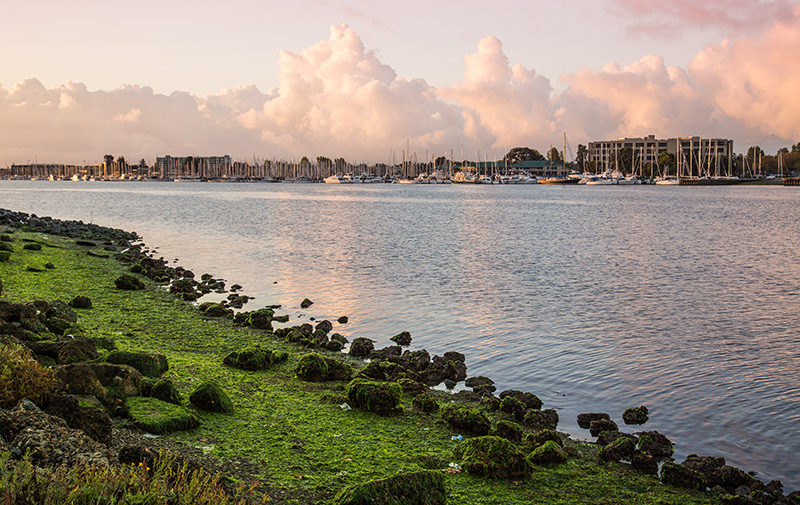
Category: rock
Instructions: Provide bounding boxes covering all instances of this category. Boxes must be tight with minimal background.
[472,385,497,396]
[314,320,333,334]
[330,333,349,345]
[57,338,98,364]
[53,362,108,400]
[444,379,456,389]
[23,242,42,251]
[411,394,439,413]
[84,362,142,401]
[325,340,344,352]
[348,337,375,358]
[295,353,352,382]
[499,390,543,410]
[577,412,610,429]
[682,454,726,480]
[223,346,280,371]
[45,393,112,446]
[598,436,636,463]
[245,308,274,330]
[68,295,93,309]
[300,298,313,309]
[490,420,523,443]
[199,302,232,318]
[440,403,491,435]
[114,274,144,290]
[443,351,465,363]
[523,409,559,431]
[189,381,234,414]
[125,396,200,434]
[523,429,564,450]
[465,376,494,388]
[370,345,402,360]
[390,331,412,346]
[661,461,707,491]
[150,379,182,405]
[106,350,168,377]
[631,452,659,475]
[637,430,674,458]
[596,430,637,447]
[346,379,402,416]
[398,378,428,396]
[0,251,10,262]
[332,470,446,505]
[454,436,532,479]
[499,396,527,422]
[400,349,430,372]
[529,440,569,465]
[711,465,756,491]
[337,316,348,324]
[622,405,649,425]
[444,360,467,383]
[589,418,618,437]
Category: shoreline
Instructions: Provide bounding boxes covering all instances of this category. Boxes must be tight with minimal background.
[0,208,794,504]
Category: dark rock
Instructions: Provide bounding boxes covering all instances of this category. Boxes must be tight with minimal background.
[199,302,232,318]
[529,440,568,465]
[324,340,344,352]
[444,360,468,383]
[315,320,333,334]
[245,308,274,330]
[45,393,112,446]
[712,465,756,491]
[637,430,674,458]
[401,349,430,372]
[661,461,707,490]
[223,346,280,371]
[295,353,352,382]
[479,395,500,412]
[411,393,439,413]
[370,345,402,360]
[349,337,375,358]
[472,384,496,396]
[114,274,144,290]
[337,316,348,324]
[453,390,482,403]
[499,390,543,410]
[491,420,523,443]
[150,379,182,405]
[330,333,348,345]
[596,430,637,447]
[57,338,99,364]
[44,262,55,269]
[465,376,494,388]
[598,436,636,462]
[444,379,456,389]
[523,429,563,450]
[622,405,649,425]
[440,403,491,435]
[105,350,168,377]
[398,378,428,396]
[523,409,559,431]
[631,452,659,475]
[346,379,402,416]
[23,242,42,251]
[577,412,610,429]
[390,331,412,346]
[499,396,527,422]
[590,418,618,437]
[443,351,465,363]
[332,470,446,505]
[69,295,93,309]
[682,454,726,479]
[189,381,234,414]
[300,298,313,308]
[454,435,532,479]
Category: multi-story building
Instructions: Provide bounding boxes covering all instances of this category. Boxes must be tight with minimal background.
[588,135,734,176]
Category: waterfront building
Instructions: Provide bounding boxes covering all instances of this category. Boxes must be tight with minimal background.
[588,135,734,177]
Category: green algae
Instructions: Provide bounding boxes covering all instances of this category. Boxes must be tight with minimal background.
[125,396,200,434]
[0,229,722,505]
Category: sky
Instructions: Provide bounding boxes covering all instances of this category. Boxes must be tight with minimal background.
[1,0,798,166]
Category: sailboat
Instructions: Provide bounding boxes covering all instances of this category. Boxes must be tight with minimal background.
[540,133,581,184]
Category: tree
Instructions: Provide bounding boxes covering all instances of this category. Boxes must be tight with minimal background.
[504,147,544,165]
[657,152,676,174]
[334,158,347,171]
[576,144,588,171]
[316,156,332,167]
[139,159,147,169]
[791,142,800,153]
[299,156,310,166]
[546,147,562,164]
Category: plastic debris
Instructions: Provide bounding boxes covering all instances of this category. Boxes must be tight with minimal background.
[450,434,463,441]
[340,402,352,411]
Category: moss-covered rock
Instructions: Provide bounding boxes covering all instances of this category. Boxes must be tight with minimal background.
[577,412,610,429]
[529,440,568,465]
[106,350,168,377]
[295,353,353,382]
[454,436,533,479]
[0,250,9,262]
[411,393,439,413]
[390,331,412,346]
[0,241,12,251]
[199,302,233,318]
[498,389,542,410]
[68,295,93,309]
[523,408,559,431]
[523,429,563,450]
[300,298,313,309]
[589,418,618,437]
[499,396,527,421]
[245,308,274,330]
[114,274,144,290]
[23,242,42,251]
[661,461,707,491]
[637,430,674,458]
[125,396,200,434]
[490,420,524,443]
[598,436,636,463]
[622,405,649,425]
[189,381,234,414]
[223,346,283,371]
[440,403,491,435]
[346,379,402,416]
[332,470,446,505]
[150,379,182,405]
[45,393,113,446]
[349,337,375,358]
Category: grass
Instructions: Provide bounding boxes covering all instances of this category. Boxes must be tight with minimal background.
[0,229,721,504]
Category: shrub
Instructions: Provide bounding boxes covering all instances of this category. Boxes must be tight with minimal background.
[125,396,199,434]
[189,381,234,414]
[0,343,57,407]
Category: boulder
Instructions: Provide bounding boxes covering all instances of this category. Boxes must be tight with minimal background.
[637,430,674,458]
[529,440,568,465]
[490,420,523,443]
[631,452,659,475]
[295,353,353,382]
[199,302,232,318]
[223,346,281,371]
[622,405,649,425]
[444,360,468,383]
[524,429,564,450]
[53,362,108,400]
[105,350,168,377]
[114,274,144,290]
[499,396,527,422]
[150,379,182,405]
[346,379,402,416]
[370,345,402,361]
[245,308,274,330]
[398,378,428,396]
[590,418,619,437]
[337,316,349,324]
[411,394,439,414]
[465,376,494,388]
[57,338,98,364]
[661,462,707,491]
[349,337,375,358]
[315,320,333,334]
[499,390,543,410]
[598,436,636,463]
[390,331,412,346]
[300,298,313,309]
[45,393,112,446]
[440,403,491,435]
[523,409,559,431]
[125,396,200,434]
[454,436,532,479]
[577,412,610,429]
[189,381,234,414]
[596,430,637,447]
[443,351,465,363]
[333,470,446,505]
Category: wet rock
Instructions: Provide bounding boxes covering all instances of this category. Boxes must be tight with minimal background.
[333,470,446,505]
[199,302,232,318]
[682,454,726,479]
[598,436,636,463]
[106,350,168,377]
[400,349,430,372]
[523,409,559,431]
[523,429,563,450]
[444,379,456,389]
[472,384,496,396]
[346,379,402,416]
[245,308,275,330]
[622,405,649,425]
[53,362,108,399]
[637,430,674,458]
[490,420,524,443]
[529,440,568,465]
[443,351,465,363]
[315,320,333,334]
[412,393,439,413]
[370,345,402,360]
[577,412,610,429]
[589,419,618,437]
[596,430,637,447]
[45,393,112,446]
[390,331,412,346]
[661,461,707,491]
[295,353,352,382]
[444,360,468,383]
[499,396,527,422]
[454,435,532,479]
[189,381,234,414]
[440,403,491,435]
[68,295,93,309]
[398,378,428,396]
[480,395,500,412]
[712,465,756,491]
[337,316,348,324]
[348,337,375,358]
[115,274,144,290]
[631,452,659,475]
[499,390,543,410]
[300,298,313,309]
[465,376,494,388]
[324,340,344,352]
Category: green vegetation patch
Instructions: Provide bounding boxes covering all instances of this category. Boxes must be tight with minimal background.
[440,403,491,435]
[0,343,57,408]
[151,379,182,405]
[223,345,285,371]
[346,379,402,416]
[454,435,532,479]
[106,350,169,377]
[189,381,234,414]
[332,470,447,505]
[125,396,200,435]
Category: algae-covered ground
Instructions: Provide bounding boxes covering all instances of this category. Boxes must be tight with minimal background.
[0,229,720,505]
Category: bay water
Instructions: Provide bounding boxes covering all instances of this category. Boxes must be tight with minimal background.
[2,180,799,488]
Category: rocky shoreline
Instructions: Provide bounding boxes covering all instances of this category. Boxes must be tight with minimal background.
[0,207,797,504]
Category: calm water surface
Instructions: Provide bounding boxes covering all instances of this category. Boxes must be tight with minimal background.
[3,180,800,488]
